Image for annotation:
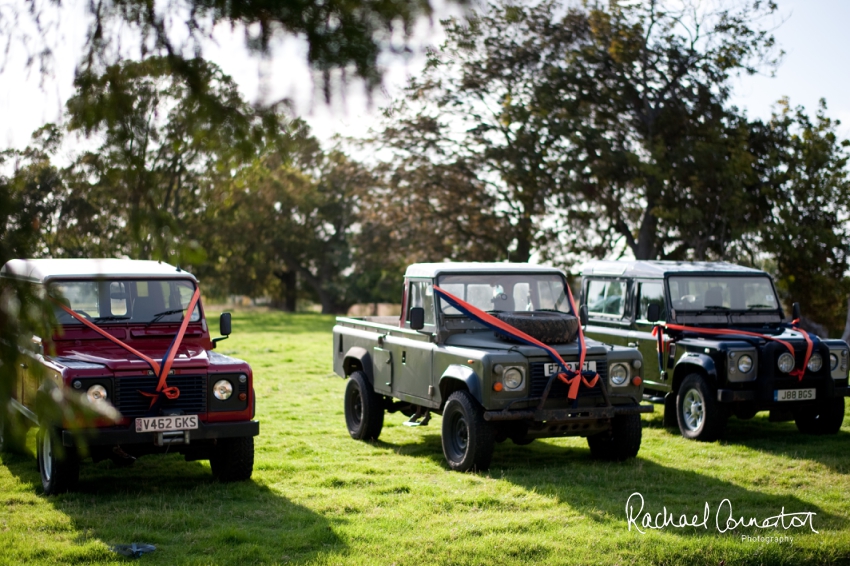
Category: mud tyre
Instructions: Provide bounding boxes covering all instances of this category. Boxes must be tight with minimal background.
[493,311,579,344]
[210,436,254,482]
[795,397,845,435]
[37,427,79,495]
[344,371,384,441]
[441,390,495,472]
[587,412,642,460]
[676,374,727,441]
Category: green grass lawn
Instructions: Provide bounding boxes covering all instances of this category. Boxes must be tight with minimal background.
[2,310,849,565]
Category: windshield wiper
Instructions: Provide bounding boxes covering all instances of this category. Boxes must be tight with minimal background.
[146,309,185,326]
[94,315,131,322]
[744,304,775,311]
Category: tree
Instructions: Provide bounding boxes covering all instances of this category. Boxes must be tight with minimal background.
[372,1,781,264]
[199,126,376,313]
[53,56,286,263]
[5,0,459,101]
[374,2,582,262]
[756,100,850,334]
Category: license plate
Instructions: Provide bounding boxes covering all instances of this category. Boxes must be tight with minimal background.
[774,388,816,402]
[544,361,597,377]
[135,415,199,433]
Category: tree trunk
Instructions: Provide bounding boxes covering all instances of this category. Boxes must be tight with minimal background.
[513,217,532,262]
[272,270,298,312]
[842,295,850,344]
[635,209,658,260]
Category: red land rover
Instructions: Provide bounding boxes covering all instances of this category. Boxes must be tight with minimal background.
[0,258,259,494]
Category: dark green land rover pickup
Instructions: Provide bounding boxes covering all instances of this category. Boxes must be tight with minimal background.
[580,260,849,441]
[333,262,652,472]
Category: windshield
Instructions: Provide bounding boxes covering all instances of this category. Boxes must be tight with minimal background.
[50,279,201,324]
[437,273,572,315]
[668,276,778,311]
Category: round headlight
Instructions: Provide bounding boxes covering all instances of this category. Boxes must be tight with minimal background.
[503,368,523,390]
[830,353,839,371]
[86,384,108,403]
[737,355,753,373]
[777,352,795,374]
[807,353,823,372]
[610,363,629,386]
[213,379,233,400]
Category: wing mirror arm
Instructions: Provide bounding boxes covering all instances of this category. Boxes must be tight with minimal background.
[579,305,588,327]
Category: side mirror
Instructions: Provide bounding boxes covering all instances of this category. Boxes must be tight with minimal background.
[213,312,232,348]
[220,312,232,336]
[646,303,661,323]
[792,302,801,320]
[579,305,588,327]
[409,307,425,330]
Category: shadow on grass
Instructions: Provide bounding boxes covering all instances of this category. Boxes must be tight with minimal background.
[3,448,344,564]
[644,409,850,474]
[373,430,844,538]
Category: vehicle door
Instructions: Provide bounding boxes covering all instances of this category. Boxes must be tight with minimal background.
[386,279,437,405]
[583,277,633,349]
[633,280,670,390]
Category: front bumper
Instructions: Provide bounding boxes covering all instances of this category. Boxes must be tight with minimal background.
[484,404,653,422]
[62,420,260,447]
[717,385,850,403]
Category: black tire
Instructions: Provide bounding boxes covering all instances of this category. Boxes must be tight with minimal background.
[795,397,845,435]
[587,412,642,461]
[493,311,579,344]
[676,374,727,441]
[36,427,79,495]
[441,390,495,472]
[210,436,254,482]
[344,371,384,441]
[0,408,28,454]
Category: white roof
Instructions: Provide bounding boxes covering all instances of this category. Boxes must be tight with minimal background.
[405,262,565,278]
[0,259,198,283]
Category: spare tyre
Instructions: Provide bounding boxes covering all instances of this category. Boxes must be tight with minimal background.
[493,311,580,344]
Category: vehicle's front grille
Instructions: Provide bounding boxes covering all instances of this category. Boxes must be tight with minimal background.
[113,374,207,418]
[530,359,608,398]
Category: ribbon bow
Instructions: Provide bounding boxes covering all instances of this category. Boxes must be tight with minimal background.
[432,284,598,400]
[651,319,817,381]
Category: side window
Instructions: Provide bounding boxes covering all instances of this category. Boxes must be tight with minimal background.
[406,280,435,326]
[637,282,667,321]
[586,279,626,317]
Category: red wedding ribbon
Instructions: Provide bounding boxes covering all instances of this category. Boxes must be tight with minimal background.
[432,284,598,400]
[51,286,202,407]
[651,319,814,381]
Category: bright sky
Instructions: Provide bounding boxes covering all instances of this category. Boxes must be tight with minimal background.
[2,0,849,151]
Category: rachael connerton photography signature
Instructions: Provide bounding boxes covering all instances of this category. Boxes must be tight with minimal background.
[625,492,818,534]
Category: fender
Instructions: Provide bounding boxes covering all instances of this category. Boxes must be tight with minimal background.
[439,365,483,404]
[343,347,374,384]
[673,352,718,391]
